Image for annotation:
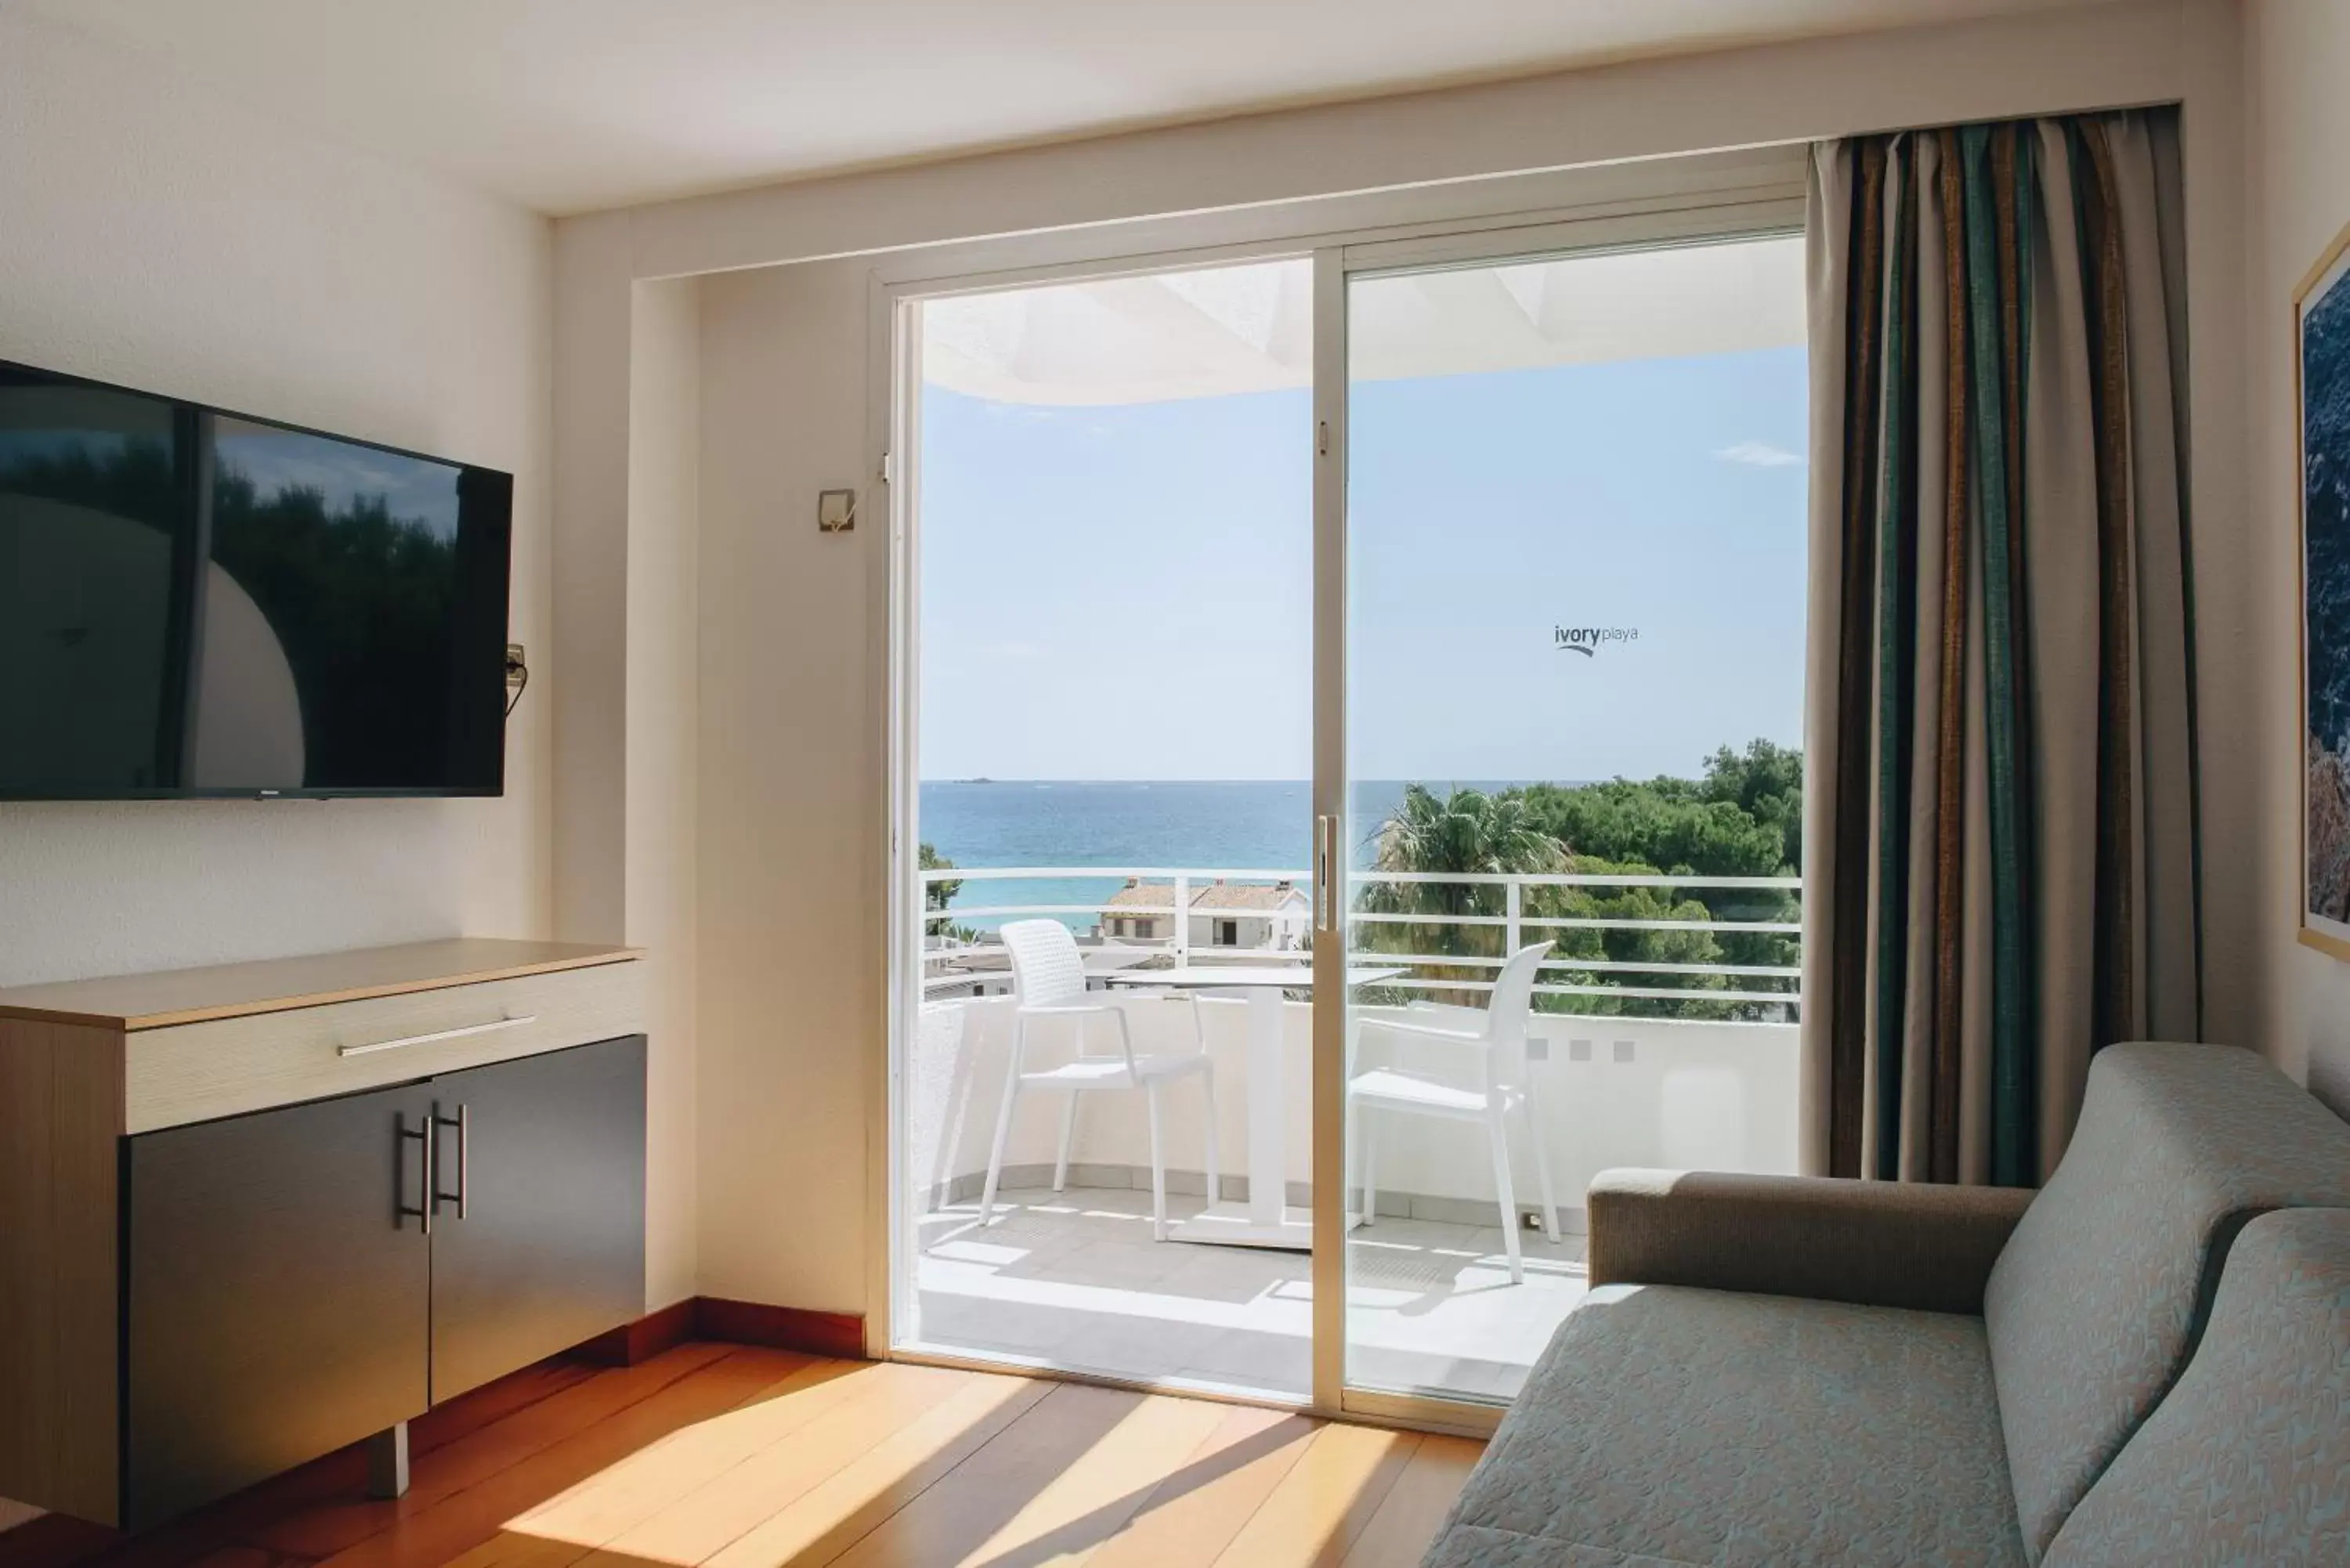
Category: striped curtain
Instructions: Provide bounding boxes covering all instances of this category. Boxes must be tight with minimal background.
[1799,111,2199,1187]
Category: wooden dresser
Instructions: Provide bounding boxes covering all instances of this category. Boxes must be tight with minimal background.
[0,938,646,1530]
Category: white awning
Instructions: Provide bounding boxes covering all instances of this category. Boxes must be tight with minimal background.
[920,237,1804,407]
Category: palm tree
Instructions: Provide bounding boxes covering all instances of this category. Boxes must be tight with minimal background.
[1372,785,1563,892]
[1359,785,1744,1020]
[917,842,963,912]
[1358,787,1566,983]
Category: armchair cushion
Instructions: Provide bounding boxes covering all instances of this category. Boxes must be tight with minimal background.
[1586,1169,2034,1315]
[1423,1283,2026,1568]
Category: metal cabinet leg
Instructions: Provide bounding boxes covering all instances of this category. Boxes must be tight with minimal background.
[365,1421,410,1499]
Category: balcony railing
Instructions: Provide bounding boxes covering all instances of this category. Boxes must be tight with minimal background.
[922,865,1801,1020]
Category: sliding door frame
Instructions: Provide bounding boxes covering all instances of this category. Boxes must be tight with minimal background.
[873,158,1806,1430]
[1314,208,1805,1433]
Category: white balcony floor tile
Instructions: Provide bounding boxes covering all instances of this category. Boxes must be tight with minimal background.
[908,1184,1587,1402]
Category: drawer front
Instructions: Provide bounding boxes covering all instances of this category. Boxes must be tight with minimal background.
[125,960,645,1133]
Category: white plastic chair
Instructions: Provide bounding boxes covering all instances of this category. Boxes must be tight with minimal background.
[978,919,1220,1241]
[1347,941,1560,1284]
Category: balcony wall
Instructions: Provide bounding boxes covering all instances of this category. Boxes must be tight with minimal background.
[909,992,1798,1232]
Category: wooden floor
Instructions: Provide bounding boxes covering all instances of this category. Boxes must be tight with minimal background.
[0,1346,1481,1568]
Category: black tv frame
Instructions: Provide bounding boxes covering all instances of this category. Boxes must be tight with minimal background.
[0,356,512,802]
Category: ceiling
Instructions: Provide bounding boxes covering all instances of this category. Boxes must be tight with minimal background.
[27,0,2113,215]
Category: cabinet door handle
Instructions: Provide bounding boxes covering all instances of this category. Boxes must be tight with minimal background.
[398,1114,434,1234]
[432,1103,469,1219]
[340,1014,537,1058]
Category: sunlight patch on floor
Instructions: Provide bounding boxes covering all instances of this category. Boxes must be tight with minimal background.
[497,1362,1039,1565]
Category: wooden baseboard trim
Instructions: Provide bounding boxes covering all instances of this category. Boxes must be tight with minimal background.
[693,1298,866,1359]
[573,1298,699,1367]
[575,1297,866,1366]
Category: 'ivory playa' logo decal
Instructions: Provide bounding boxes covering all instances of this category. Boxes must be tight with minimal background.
[1553,624,1640,657]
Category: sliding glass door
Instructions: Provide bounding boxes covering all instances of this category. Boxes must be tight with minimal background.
[891,211,1810,1425]
[1326,232,1810,1410]
[895,258,1320,1398]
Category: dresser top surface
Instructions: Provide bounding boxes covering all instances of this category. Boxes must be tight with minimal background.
[0,938,643,1031]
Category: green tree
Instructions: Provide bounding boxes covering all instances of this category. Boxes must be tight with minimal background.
[1509,742,1802,1019]
[1360,746,1804,1022]
[1697,738,1803,874]
[1517,781,1785,882]
[1524,856,1737,1020]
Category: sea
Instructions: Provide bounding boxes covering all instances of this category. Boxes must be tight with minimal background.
[917,779,1506,930]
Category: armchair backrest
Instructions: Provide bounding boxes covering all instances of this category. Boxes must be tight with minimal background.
[2041,1207,2350,1566]
[1983,1042,2350,1561]
[1001,919,1086,1010]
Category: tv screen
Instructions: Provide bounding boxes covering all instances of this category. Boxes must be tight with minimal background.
[0,361,512,798]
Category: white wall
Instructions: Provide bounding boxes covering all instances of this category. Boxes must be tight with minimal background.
[0,7,559,1525]
[0,10,554,986]
[694,258,882,1310]
[2247,1,2350,1115]
[627,278,706,1305]
[563,0,2252,1321]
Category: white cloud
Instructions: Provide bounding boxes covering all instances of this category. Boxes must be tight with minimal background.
[1713,439,1805,468]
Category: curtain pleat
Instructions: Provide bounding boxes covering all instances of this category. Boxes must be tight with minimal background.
[1799,147,1854,1176]
[2019,121,2100,1169]
[1802,108,2197,1185]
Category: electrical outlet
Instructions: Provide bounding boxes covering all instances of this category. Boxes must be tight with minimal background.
[504,644,527,689]
[1521,1210,1546,1231]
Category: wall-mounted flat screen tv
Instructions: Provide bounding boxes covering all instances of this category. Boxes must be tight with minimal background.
[0,359,512,798]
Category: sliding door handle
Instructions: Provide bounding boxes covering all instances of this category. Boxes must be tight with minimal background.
[398,1114,434,1234]
[1314,814,1341,934]
[431,1103,469,1219]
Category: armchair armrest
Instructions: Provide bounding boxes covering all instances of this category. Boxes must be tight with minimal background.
[1585,1169,2035,1316]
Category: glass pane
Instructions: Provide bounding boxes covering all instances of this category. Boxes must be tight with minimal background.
[0,372,185,793]
[1343,237,1809,1403]
[902,258,1318,1397]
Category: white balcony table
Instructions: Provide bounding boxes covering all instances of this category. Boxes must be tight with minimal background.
[1104,963,1403,1249]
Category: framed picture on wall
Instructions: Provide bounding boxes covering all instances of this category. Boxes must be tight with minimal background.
[2300,219,2350,962]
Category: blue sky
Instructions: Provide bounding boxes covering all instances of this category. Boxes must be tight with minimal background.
[919,345,1806,784]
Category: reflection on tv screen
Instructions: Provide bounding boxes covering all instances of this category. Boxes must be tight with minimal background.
[198,419,471,790]
[0,381,186,793]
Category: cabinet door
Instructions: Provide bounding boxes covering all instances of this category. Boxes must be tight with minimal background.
[428,1035,646,1402]
[125,1082,433,1529]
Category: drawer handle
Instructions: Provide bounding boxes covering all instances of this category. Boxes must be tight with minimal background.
[339,1014,538,1058]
